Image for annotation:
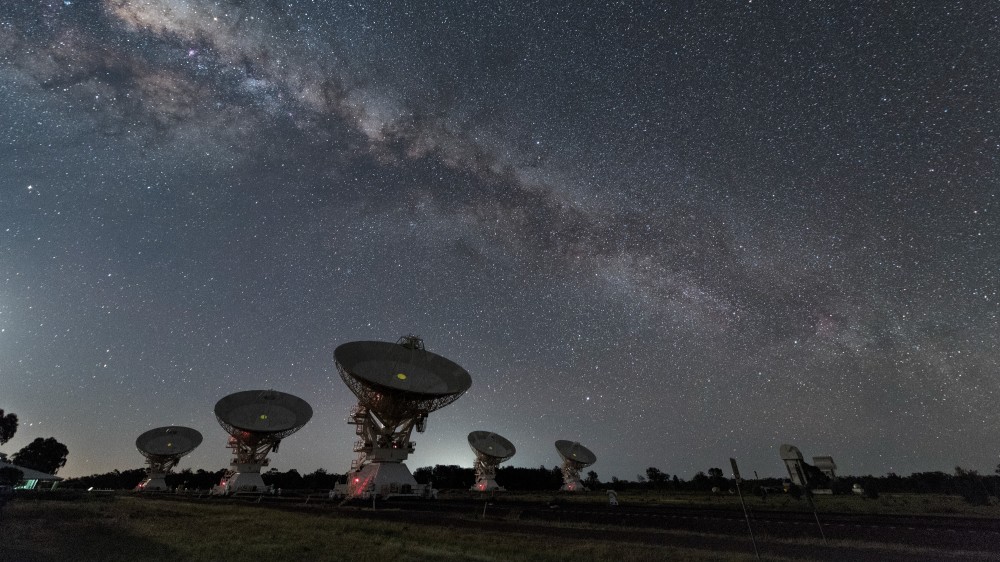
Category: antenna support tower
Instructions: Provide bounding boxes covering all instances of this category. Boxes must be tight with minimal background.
[134,426,203,492]
[213,389,312,494]
[468,431,516,492]
[555,440,597,492]
[334,336,471,499]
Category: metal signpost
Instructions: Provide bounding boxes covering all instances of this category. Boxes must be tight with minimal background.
[804,487,827,543]
[730,458,760,560]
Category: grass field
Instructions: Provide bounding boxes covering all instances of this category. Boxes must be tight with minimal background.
[463,489,1000,518]
[0,496,756,562]
[1,493,996,561]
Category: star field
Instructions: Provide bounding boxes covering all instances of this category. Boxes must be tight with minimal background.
[0,1,997,480]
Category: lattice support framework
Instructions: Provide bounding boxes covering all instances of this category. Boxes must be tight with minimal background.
[561,458,588,492]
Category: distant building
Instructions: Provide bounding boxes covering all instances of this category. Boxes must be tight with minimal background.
[0,453,62,490]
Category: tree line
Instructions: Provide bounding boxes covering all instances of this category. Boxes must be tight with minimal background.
[58,467,345,491]
[405,463,1000,506]
[51,463,1000,505]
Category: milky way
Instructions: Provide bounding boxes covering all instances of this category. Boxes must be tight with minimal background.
[1,1,997,479]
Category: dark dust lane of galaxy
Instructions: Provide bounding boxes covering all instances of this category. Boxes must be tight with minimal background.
[0,1,997,479]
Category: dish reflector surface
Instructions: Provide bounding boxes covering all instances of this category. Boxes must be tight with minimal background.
[136,426,203,457]
[214,390,313,435]
[555,440,597,466]
[335,341,472,398]
[468,431,516,460]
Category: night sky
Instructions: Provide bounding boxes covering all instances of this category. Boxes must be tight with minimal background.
[1,1,997,481]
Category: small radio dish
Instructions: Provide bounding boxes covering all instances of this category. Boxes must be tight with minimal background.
[468,431,516,492]
[555,440,596,492]
[214,389,313,438]
[332,336,472,499]
[134,426,203,492]
[213,389,313,495]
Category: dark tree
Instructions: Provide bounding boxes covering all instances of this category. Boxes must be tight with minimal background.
[0,466,23,485]
[691,471,710,490]
[163,468,227,491]
[413,466,433,484]
[261,468,304,489]
[62,468,147,490]
[0,410,17,446]
[302,468,342,489]
[954,466,989,505]
[411,465,475,489]
[428,465,475,489]
[707,467,730,490]
[494,465,563,490]
[584,470,600,489]
[11,437,69,475]
[646,467,667,486]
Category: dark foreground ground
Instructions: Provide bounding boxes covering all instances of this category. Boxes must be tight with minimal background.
[1,492,997,561]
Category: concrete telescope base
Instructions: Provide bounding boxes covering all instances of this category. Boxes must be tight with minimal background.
[347,462,419,498]
[136,474,168,491]
[561,480,587,492]
[216,463,267,494]
[471,478,504,492]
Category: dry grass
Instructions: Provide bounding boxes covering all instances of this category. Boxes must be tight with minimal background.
[483,489,1000,517]
[0,497,756,562]
[3,495,995,562]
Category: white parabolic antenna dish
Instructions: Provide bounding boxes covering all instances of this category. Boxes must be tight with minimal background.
[468,431,516,462]
[555,440,597,466]
[335,340,472,410]
[214,390,313,439]
[135,426,203,458]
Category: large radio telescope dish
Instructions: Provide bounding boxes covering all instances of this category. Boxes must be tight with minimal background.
[469,431,516,492]
[556,440,597,467]
[469,431,516,463]
[334,335,472,498]
[134,426,202,492]
[335,339,472,417]
[214,389,313,440]
[213,389,313,494]
[555,440,596,492]
[136,426,203,458]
